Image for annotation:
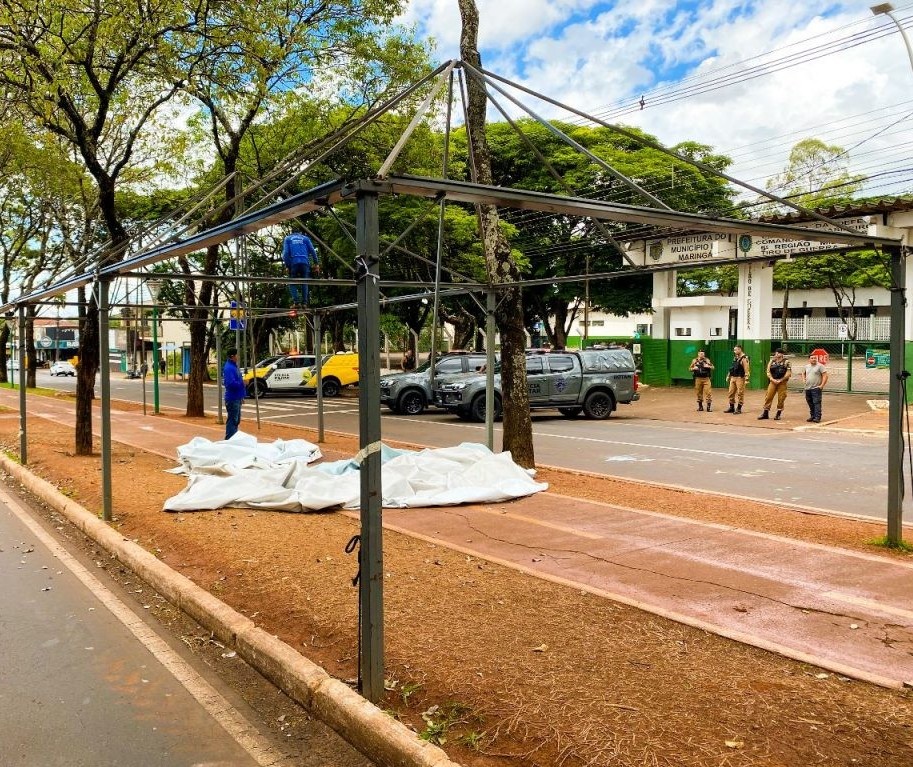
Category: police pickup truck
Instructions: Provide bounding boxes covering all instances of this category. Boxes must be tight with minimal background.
[379,351,490,415]
[432,348,639,422]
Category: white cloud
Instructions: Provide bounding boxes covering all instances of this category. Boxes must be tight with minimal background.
[398,0,913,199]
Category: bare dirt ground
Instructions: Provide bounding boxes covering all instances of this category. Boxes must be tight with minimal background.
[2,402,912,767]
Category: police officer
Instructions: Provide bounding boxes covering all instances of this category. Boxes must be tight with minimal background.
[758,348,791,420]
[724,345,750,414]
[689,349,714,411]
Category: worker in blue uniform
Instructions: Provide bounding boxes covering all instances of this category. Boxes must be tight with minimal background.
[282,231,319,307]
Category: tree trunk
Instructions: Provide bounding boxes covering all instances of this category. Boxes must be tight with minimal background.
[185,243,218,417]
[75,287,96,455]
[552,303,569,348]
[75,172,127,456]
[458,0,534,467]
[0,324,8,384]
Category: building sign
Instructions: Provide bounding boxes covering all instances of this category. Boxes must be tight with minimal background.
[635,233,736,266]
[744,264,754,333]
[753,216,872,258]
[626,216,875,267]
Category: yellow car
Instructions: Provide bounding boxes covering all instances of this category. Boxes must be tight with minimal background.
[302,351,359,397]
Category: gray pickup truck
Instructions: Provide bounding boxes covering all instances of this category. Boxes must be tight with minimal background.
[379,352,490,415]
[432,348,639,422]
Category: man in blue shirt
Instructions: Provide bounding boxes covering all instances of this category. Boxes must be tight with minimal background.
[282,231,319,307]
[222,349,246,439]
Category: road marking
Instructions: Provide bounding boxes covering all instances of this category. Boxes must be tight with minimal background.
[473,507,605,540]
[390,416,794,462]
[0,486,291,767]
[823,591,913,622]
[531,430,797,463]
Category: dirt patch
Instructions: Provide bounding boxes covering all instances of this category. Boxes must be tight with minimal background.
[2,405,912,767]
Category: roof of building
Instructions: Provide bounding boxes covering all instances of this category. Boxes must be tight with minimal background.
[758,196,913,224]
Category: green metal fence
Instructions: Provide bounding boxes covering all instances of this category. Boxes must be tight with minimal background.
[635,337,913,395]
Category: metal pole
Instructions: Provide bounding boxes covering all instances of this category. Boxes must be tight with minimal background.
[429,69,454,393]
[887,245,906,544]
[355,191,383,702]
[17,305,27,464]
[485,290,496,451]
[152,303,160,414]
[314,312,324,443]
[584,254,590,349]
[215,325,224,425]
[98,280,113,521]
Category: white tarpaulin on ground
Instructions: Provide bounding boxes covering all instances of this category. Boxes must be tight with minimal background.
[163,434,547,512]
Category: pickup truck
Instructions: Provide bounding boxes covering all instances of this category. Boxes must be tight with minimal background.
[433,348,639,422]
[379,352,490,415]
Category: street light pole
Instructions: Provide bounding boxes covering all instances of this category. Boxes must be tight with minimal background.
[146,279,163,415]
[871,4,913,71]
[872,3,912,546]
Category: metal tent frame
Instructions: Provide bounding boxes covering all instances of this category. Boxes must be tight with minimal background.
[2,59,907,701]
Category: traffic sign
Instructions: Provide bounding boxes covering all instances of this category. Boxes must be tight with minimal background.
[229,301,246,331]
[810,348,829,366]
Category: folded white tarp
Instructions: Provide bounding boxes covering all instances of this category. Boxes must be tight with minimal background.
[163,436,547,512]
[167,432,323,475]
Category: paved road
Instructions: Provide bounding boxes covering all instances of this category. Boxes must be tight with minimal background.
[29,371,908,521]
[0,484,284,767]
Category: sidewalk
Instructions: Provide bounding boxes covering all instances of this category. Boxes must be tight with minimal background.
[2,387,911,691]
[629,384,888,433]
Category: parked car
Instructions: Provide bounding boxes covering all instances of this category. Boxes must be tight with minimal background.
[433,348,639,422]
[245,354,318,396]
[241,354,286,378]
[49,360,76,377]
[380,351,492,415]
[302,352,360,397]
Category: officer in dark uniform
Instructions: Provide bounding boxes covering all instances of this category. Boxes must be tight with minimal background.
[758,348,791,420]
[689,349,714,411]
[724,345,750,414]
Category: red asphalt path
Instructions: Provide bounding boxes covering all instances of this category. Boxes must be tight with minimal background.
[4,388,913,689]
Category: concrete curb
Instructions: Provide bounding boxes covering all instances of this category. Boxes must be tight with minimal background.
[0,453,461,767]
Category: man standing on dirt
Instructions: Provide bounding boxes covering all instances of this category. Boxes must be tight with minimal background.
[758,348,791,421]
[802,353,828,424]
[689,349,714,411]
[222,349,246,439]
[724,345,750,414]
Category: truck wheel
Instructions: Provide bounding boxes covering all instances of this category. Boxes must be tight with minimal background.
[470,393,502,423]
[248,379,267,397]
[398,390,426,415]
[321,378,341,398]
[558,407,582,419]
[583,391,614,420]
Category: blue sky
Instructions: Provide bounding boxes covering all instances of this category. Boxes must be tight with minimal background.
[397,1,913,198]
